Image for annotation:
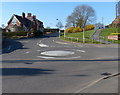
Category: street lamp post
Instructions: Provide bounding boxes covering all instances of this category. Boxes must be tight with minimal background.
[58,29,60,38]
[82,26,85,43]
[64,26,67,38]
[56,19,61,38]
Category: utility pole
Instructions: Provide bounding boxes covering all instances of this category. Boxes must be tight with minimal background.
[102,17,104,28]
[83,28,85,43]
[56,19,61,38]
[116,3,117,17]
[64,26,66,38]
[82,25,85,43]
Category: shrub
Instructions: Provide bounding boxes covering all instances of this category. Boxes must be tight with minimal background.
[85,25,95,31]
[16,31,27,36]
[72,27,83,33]
[65,27,75,33]
[2,31,27,37]
[44,28,59,32]
[33,31,43,38]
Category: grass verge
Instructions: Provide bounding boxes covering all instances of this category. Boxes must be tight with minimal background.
[60,29,101,44]
[100,28,120,44]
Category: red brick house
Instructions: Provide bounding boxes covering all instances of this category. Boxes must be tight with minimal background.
[6,12,44,32]
[112,16,120,25]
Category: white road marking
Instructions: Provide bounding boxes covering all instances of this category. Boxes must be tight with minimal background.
[76,50,86,53]
[37,56,81,59]
[25,51,30,54]
[37,40,49,47]
[39,40,42,43]
[74,77,104,93]
[70,49,86,53]
[55,41,69,45]
[37,56,55,59]
[41,51,75,56]
[38,44,49,47]
[74,72,119,93]
[36,50,41,51]
[37,43,39,45]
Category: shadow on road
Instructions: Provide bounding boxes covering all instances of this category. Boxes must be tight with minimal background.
[73,74,89,77]
[42,32,59,38]
[2,32,59,54]
[1,68,55,76]
[2,39,29,54]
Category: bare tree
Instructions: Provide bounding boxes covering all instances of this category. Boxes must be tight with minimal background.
[66,5,96,28]
[95,22,104,29]
[56,21,64,29]
[66,13,76,27]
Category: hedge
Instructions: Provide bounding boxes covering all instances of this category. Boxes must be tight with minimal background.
[2,31,27,37]
[66,25,95,33]
[65,27,75,33]
[33,31,43,38]
[85,25,95,31]
[2,31,43,38]
[73,27,83,33]
[44,28,59,32]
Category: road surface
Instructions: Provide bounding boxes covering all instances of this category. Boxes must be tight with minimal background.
[2,32,119,93]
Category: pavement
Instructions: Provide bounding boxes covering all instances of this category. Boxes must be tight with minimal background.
[92,29,112,44]
[1,32,119,93]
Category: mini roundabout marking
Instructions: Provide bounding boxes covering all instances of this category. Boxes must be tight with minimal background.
[37,49,86,59]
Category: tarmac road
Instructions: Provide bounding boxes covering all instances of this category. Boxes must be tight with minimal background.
[2,32,119,93]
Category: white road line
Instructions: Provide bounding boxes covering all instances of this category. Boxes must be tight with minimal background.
[55,41,69,45]
[74,72,119,93]
[76,50,86,53]
[37,56,55,59]
[25,51,30,54]
[74,77,104,93]
[36,50,41,51]
[38,44,49,47]
[37,39,49,47]
[39,40,42,43]
[70,49,86,53]
[37,43,39,45]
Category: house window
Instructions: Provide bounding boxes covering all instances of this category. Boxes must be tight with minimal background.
[12,17,16,25]
[10,26,15,32]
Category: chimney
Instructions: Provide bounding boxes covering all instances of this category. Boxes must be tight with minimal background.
[27,13,32,17]
[22,12,25,18]
[33,15,36,19]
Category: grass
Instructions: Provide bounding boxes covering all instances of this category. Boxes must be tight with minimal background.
[60,29,101,44]
[100,27,120,44]
[101,28,119,36]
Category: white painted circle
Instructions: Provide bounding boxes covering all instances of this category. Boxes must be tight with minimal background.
[41,51,75,56]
